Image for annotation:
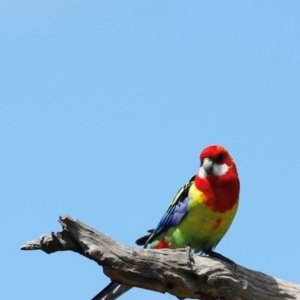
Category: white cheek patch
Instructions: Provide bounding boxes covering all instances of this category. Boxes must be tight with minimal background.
[198,163,229,178]
[213,163,229,176]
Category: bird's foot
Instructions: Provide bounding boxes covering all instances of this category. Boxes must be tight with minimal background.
[207,250,236,268]
[185,245,195,268]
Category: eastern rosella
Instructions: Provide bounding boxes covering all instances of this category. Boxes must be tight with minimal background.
[92,145,240,300]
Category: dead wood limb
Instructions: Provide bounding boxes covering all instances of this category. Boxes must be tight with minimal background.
[21,215,300,300]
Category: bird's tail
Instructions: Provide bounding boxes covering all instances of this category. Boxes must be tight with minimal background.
[91,281,132,300]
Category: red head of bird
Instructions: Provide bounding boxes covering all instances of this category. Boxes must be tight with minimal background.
[196,145,240,213]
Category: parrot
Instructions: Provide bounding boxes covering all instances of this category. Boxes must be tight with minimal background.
[91,145,240,300]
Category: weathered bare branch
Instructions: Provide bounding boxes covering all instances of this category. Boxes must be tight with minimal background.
[21,216,300,300]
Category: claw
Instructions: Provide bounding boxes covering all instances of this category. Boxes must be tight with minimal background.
[206,250,236,268]
[185,245,195,268]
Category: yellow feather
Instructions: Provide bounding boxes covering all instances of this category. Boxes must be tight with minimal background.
[166,183,238,253]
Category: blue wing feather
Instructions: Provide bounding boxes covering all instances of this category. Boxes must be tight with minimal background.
[152,175,196,236]
[135,175,196,248]
[155,196,190,234]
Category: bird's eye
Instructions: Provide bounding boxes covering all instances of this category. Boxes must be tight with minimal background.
[216,153,224,163]
[200,160,203,166]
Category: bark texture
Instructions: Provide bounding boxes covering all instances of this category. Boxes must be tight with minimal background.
[21,216,300,300]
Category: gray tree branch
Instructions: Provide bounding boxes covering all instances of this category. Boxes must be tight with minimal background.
[21,216,300,300]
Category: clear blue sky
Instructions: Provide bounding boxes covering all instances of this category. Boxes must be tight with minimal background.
[1,1,300,299]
